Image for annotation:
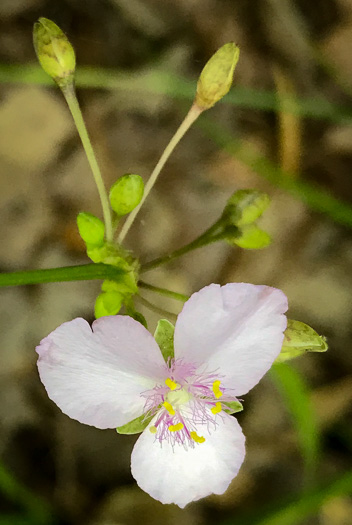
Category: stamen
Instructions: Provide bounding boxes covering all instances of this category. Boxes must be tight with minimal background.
[162,401,175,415]
[190,431,205,443]
[165,378,179,390]
[149,425,157,434]
[211,402,222,415]
[212,380,223,399]
[169,423,184,432]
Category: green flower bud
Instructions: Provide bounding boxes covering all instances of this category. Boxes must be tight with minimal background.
[95,291,123,318]
[276,320,328,363]
[33,17,75,88]
[77,212,105,247]
[109,174,144,216]
[231,224,271,250]
[195,42,240,110]
[224,190,270,227]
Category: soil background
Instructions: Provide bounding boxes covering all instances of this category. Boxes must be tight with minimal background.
[0,1,352,524]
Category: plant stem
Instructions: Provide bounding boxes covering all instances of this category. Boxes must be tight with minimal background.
[136,295,177,322]
[140,219,226,273]
[117,103,203,243]
[62,85,113,241]
[139,281,189,302]
[0,264,126,287]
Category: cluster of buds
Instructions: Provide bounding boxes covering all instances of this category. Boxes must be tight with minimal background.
[77,174,145,319]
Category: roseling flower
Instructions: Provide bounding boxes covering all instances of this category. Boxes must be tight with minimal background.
[36,283,287,507]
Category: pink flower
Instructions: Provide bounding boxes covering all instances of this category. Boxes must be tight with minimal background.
[36,283,287,507]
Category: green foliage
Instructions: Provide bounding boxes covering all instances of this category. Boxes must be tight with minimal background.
[109,174,144,216]
[116,412,153,435]
[271,363,320,479]
[276,320,328,363]
[77,211,105,246]
[33,18,75,88]
[154,319,175,361]
[222,471,352,525]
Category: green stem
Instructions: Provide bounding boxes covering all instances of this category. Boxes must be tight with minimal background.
[117,103,203,243]
[139,281,189,302]
[140,219,227,273]
[0,264,126,287]
[136,295,177,322]
[62,85,113,241]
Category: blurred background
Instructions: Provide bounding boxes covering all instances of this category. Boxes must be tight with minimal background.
[0,0,352,524]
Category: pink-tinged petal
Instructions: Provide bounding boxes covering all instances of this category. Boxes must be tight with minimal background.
[174,283,288,395]
[131,413,245,507]
[36,316,167,429]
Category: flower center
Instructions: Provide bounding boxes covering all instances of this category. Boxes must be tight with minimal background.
[142,359,237,449]
[166,388,191,407]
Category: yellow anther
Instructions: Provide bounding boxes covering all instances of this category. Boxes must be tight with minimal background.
[190,431,206,444]
[212,380,223,399]
[149,425,157,434]
[162,401,175,416]
[165,378,179,390]
[211,402,222,415]
[169,423,184,432]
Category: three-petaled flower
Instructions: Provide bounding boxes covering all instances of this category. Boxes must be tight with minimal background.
[36,283,287,507]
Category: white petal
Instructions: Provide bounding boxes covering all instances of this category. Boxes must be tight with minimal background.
[131,413,245,507]
[174,283,287,395]
[36,316,167,429]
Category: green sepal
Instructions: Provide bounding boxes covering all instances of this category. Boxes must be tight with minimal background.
[232,224,271,250]
[224,189,270,227]
[109,174,144,216]
[102,275,138,295]
[275,319,328,363]
[116,412,154,435]
[95,291,123,318]
[154,319,175,362]
[86,244,130,267]
[77,212,105,247]
[223,400,243,414]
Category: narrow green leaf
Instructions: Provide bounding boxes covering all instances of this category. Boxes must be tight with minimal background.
[221,471,352,525]
[154,319,175,362]
[276,320,328,363]
[0,263,128,288]
[271,363,320,479]
[116,413,153,435]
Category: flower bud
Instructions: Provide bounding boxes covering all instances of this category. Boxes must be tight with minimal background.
[33,17,76,87]
[224,190,270,227]
[229,224,271,250]
[95,291,123,318]
[77,212,105,247]
[195,42,240,110]
[109,174,144,216]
